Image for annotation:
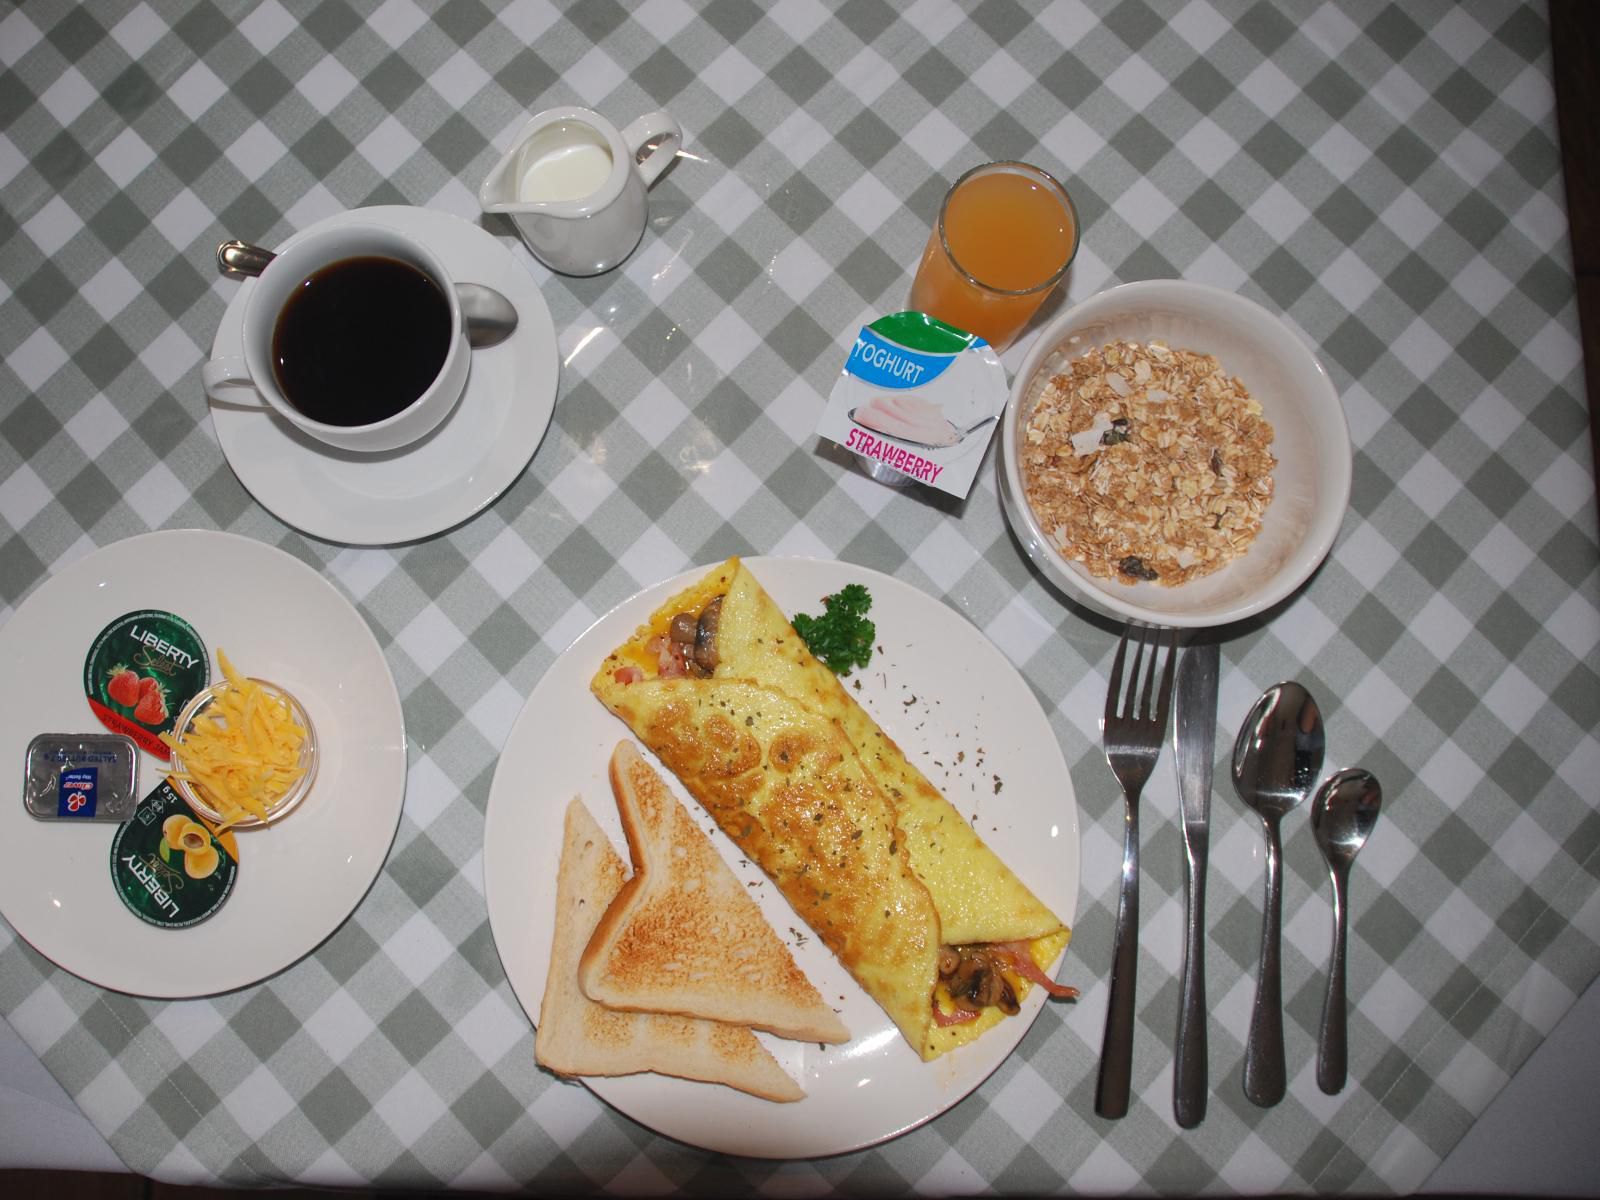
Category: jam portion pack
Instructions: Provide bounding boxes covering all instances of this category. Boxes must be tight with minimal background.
[82,609,210,759]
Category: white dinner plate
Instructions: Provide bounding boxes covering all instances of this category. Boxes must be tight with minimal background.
[0,530,407,997]
[484,557,1080,1158]
[208,205,559,546]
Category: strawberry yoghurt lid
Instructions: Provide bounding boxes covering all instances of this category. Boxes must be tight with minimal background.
[82,610,209,760]
[814,312,1007,498]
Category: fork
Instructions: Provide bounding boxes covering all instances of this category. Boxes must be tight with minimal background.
[1095,622,1179,1119]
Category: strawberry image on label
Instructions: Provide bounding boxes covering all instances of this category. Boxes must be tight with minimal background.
[83,611,208,759]
[106,668,141,707]
[133,686,168,725]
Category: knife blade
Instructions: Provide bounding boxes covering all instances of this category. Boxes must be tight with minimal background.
[1172,639,1218,1128]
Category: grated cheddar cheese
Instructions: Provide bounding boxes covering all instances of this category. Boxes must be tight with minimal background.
[159,649,308,830]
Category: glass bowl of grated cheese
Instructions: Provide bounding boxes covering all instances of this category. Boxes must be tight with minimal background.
[165,665,318,831]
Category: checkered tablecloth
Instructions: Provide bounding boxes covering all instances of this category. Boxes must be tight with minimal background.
[2,0,1596,1193]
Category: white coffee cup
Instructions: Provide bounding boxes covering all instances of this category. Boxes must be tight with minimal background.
[478,106,682,276]
[201,224,471,453]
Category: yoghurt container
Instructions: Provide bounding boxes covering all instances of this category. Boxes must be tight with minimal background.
[816,313,1006,496]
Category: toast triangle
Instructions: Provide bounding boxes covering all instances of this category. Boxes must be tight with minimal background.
[535,799,803,1102]
[578,742,850,1044]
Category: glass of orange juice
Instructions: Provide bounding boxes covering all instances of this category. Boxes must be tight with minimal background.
[907,161,1080,351]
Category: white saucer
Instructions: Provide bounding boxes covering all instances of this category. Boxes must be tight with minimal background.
[208,206,559,546]
[0,531,406,997]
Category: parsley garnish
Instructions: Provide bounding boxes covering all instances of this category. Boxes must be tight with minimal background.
[792,583,875,675]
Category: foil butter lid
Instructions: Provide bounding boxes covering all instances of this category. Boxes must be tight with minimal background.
[24,733,140,821]
[815,312,1007,497]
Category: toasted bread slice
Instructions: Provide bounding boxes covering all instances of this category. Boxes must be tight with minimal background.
[578,742,849,1044]
[535,799,802,1102]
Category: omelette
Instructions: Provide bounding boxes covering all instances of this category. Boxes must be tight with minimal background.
[590,557,1076,1060]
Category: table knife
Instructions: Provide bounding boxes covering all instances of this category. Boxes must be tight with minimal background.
[1173,639,1218,1128]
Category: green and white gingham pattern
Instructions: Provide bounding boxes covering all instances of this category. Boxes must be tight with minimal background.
[2,0,1596,1192]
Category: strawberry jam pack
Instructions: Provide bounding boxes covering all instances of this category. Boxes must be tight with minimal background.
[82,610,209,760]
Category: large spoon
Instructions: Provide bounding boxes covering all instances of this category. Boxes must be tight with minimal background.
[216,240,519,348]
[1232,681,1324,1107]
[1310,767,1382,1095]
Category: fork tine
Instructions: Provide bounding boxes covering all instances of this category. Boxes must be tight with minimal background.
[1136,625,1160,721]
[1129,626,1150,718]
[1152,627,1178,727]
[1105,626,1132,724]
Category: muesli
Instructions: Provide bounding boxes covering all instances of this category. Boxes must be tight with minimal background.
[1020,340,1275,586]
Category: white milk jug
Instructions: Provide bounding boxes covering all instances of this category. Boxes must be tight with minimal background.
[478,106,681,276]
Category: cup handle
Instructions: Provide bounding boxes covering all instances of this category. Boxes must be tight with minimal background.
[621,111,682,188]
[200,357,271,410]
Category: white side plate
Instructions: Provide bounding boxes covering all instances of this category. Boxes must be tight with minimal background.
[0,530,407,996]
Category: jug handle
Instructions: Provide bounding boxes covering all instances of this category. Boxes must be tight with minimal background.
[622,111,683,188]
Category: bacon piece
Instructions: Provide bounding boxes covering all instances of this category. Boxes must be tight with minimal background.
[612,666,644,684]
[993,941,1079,1000]
[931,1000,980,1027]
[649,635,691,679]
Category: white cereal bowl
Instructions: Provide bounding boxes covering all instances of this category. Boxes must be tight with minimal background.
[999,280,1352,629]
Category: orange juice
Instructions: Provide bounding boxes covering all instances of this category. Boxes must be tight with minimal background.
[908,163,1079,349]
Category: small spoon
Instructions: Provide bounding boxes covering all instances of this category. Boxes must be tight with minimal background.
[216,240,519,349]
[1310,767,1382,1095]
[1232,681,1325,1107]
[846,407,996,450]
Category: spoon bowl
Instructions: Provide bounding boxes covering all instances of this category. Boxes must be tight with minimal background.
[1232,681,1325,1106]
[1310,767,1382,1094]
[454,283,520,349]
[1311,768,1381,866]
[1232,681,1324,820]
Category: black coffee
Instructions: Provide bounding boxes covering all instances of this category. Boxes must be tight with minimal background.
[270,255,451,427]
